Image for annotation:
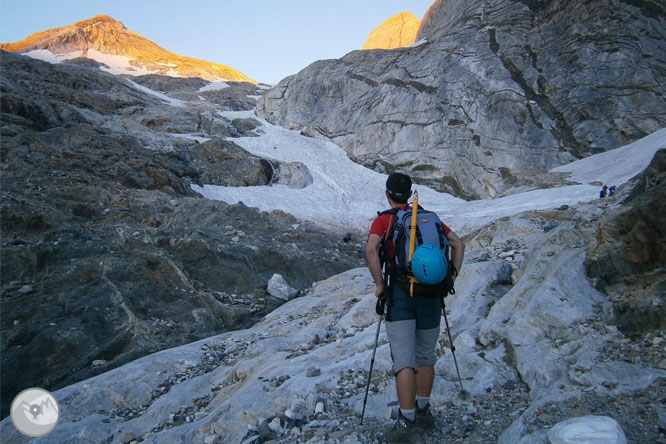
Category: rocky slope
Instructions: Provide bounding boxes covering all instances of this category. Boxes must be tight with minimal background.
[0,15,255,83]
[1,150,664,443]
[361,12,420,50]
[0,49,363,418]
[258,0,666,200]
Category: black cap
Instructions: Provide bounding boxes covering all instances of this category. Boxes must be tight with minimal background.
[386,173,412,201]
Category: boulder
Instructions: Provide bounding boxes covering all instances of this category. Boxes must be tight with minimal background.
[548,415,627,444]
[267,274,298,301]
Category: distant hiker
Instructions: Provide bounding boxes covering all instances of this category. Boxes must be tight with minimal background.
[365,173,465,442]
[343,232,352,243]
[600,184,608,198]
[608,185,616,196]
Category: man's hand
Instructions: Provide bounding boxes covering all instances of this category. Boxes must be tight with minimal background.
[375,282,385,298]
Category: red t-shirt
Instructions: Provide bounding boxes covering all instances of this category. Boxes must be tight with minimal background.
[369,205,451,258]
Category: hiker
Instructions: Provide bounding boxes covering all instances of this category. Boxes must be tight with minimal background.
[365,172,465,442]
[343,232,352,243]
[600,184,608,198]
[608,185,616,197]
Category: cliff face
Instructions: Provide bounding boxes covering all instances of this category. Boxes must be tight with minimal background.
[258,0,666,200]
[0,15,255,83]
[361,11,420,50]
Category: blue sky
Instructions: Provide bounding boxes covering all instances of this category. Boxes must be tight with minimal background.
[0,0,434,84]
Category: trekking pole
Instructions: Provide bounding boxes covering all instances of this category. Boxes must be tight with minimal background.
[441,298,468,398]
[360,296,385,425]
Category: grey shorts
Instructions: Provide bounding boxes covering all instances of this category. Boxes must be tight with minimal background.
[385,320,440,375]
[387,282,441,329]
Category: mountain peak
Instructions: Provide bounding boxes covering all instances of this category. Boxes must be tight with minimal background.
[0,15,255,83]
[362,11,420,50]
[72,14,127,30]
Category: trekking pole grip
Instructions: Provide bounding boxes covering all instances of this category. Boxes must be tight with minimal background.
[375,295,386,316]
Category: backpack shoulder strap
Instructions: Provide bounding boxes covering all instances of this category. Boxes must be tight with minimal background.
[378,207,399,217]
[377,207,401,241]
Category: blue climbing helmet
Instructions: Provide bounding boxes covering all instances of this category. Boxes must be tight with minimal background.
[411,243,448,285]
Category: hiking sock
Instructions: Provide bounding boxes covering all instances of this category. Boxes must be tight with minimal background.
[416,397,430,410]
[400,408,416,421]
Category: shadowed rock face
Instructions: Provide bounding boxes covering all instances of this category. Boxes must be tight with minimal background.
[586,149,666,336]
[0,50,362,418]
[258,0,666,200]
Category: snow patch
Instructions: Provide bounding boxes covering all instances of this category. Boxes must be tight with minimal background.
[551,128,666,186]
[170,133,211,143]
[125,79,186,107]
[216,110,256,120]
[23,48,179,77]
[24,49,81,63]
[198,82,230,92]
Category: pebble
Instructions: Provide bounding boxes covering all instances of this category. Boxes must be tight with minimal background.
[18,285,33,294]
[306,367,321,377]
[268,417,282,433]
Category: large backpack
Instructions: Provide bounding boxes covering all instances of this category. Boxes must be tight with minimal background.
[380,204,456,298]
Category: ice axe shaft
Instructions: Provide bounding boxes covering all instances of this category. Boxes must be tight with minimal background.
[408,190,419,297]
[407,190,419,262]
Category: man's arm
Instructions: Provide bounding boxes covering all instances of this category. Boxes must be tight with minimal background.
[446,231,465,278]
[365,233,385,298]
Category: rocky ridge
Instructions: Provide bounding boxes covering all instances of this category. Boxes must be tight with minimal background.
[0,15,255,83]
[0,49,363,418]
[258,0,666,200]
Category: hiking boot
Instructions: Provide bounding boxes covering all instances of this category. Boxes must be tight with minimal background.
[416,403,435,430]
[385,412,418,443]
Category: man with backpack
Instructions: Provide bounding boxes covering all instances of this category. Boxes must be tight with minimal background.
[365,172,465,443]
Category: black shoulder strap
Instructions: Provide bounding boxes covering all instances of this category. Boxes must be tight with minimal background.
[378,207,399,217]
[376,208,399,271]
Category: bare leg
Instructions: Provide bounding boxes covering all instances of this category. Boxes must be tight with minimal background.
[396,367,416,410]
[416,365,434,398]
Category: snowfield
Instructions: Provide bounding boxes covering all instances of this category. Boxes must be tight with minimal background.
[192,113,666,235]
